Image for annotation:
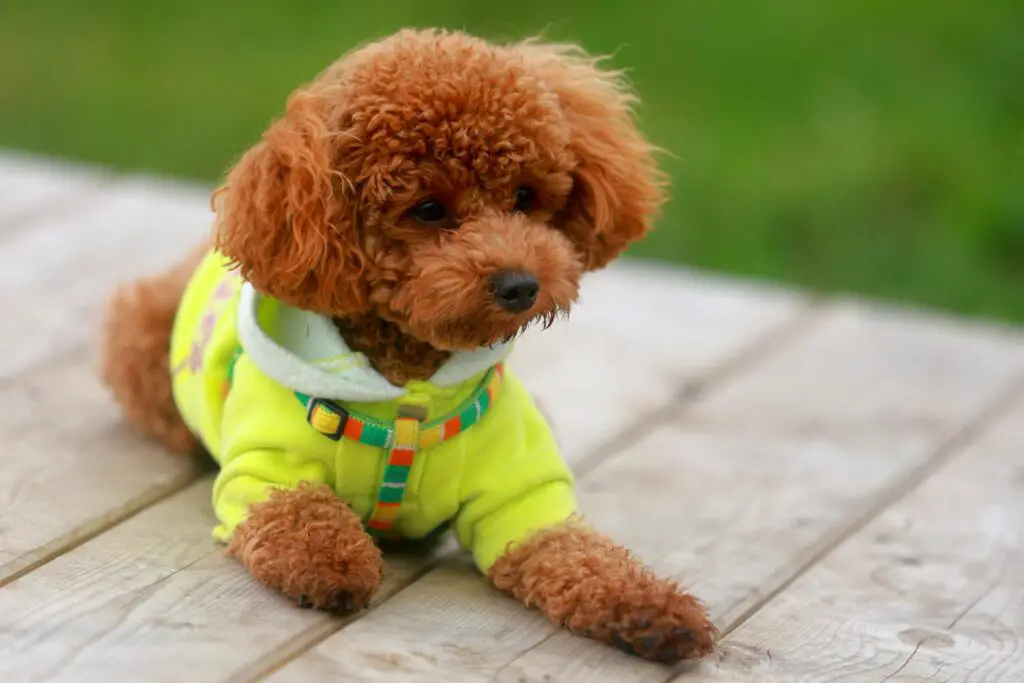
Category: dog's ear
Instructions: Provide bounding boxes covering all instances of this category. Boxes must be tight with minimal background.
[212,90,367,314]
[517,41,668,271]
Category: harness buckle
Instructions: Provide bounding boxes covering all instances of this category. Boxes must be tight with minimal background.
[306,397,349,441]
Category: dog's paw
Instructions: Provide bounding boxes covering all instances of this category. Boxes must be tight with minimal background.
[296,592,369,615]
[227,483,384,613]
[578,581,717,662]
[488,521,718,663]
[608,611,718,663]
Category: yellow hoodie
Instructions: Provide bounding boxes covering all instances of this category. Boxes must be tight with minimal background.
[169,251,576,571]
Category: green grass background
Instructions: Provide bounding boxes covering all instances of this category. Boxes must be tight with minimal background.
[2,1,1022,321]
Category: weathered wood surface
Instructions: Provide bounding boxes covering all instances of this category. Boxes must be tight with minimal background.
[0,164,213,586]
[0,175,213,379]
[0,152,108,226]
[511,260,807,465]
[692,392,1024,682]
[0,478,433,683]
[268,303,1024,683]
[0,355,198,584]
[1,150,1023,683]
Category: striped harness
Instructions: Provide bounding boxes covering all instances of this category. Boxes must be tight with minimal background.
[295,363,505,536]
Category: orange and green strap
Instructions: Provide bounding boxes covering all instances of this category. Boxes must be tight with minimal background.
[366,407,422,534]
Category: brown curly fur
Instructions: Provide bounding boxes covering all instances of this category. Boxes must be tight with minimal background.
[227,482,383,613]
[489,521,717,662]
[100,243,206,454]
[333,314,451,385]
[99,29,713,662]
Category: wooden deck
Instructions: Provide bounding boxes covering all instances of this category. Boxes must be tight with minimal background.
[1,149,1022,683]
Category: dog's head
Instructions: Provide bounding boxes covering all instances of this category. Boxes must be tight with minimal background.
[214,29,666,350]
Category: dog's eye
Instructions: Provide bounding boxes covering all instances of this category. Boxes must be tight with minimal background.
[410,199,448,226]
[513,186,536,214]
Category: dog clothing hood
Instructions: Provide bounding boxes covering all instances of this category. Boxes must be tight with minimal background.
[236,283,513,404]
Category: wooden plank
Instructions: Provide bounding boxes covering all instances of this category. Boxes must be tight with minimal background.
[0,477,436,683]
[264,564,550,683]
[682,300,1024,451]
[0,351,200,582]
[0,176,212,582]
[0,175,213,380]
[693,392,1024,682]
[501,304,1024,683]
[267,302,1024,682]
[0,151,109,227]
[511,260,805,464]
[0,259,807,682]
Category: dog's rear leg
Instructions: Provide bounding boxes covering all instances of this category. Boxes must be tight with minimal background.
[99,245,206,454]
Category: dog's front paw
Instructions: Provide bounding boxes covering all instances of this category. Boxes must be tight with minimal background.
[228,482,383,614]
[296,591,365,615]
[489,521,717,663]
[564,573,717,663]
[604,594,718,663]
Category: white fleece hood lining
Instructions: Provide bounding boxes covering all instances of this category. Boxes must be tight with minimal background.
[236,283,512,403]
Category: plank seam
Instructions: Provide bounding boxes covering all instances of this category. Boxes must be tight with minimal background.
[489,626,561,681]
[571,297,822,482]
[881,641,922,682]
[41,549,214,680]
[0,466,205,589]
[947,552,1012,630]
[227,559,442,683]
[660,371,1024,682]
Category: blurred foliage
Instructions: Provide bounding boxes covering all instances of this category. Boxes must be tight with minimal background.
[1,0,1021,320]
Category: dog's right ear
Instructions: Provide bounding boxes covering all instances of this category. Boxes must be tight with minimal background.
[212,90,367,315]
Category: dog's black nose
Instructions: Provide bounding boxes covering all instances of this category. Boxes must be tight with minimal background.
[490,271,539,313]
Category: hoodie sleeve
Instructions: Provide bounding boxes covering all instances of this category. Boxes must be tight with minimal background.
[210,355,332,543]
[453,373,577,572]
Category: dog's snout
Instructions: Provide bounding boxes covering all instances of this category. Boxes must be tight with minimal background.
[490,271,539,313]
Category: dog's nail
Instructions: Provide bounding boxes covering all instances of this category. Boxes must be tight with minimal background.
[330,593,354,614]
[611,633,636,655]
[671,627,695,641]
[639,634,660,650]
[346,594,361,613]
[653,647,681,664]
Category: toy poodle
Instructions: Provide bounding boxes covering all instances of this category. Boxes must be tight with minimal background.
[99,28,716,663]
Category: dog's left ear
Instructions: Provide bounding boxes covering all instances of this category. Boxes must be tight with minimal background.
[515,41,668,271]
